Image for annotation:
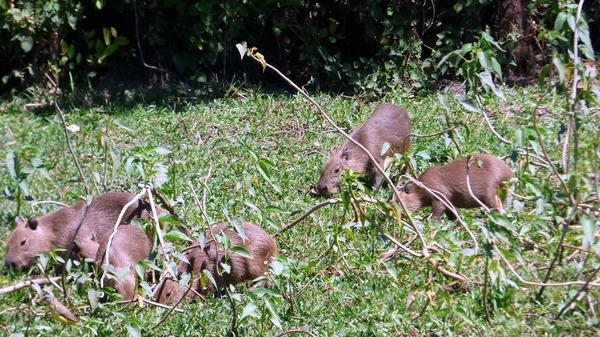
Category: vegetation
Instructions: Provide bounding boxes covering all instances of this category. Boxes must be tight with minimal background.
[2,0,599,96]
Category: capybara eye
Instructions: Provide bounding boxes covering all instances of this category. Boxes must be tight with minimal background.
[20,239,27,246]
[334,166,341,174]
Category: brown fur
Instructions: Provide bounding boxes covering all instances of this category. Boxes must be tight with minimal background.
[154,222,277,304]
[94,225,152,300]
[396,154,515,219]
[5,192,161,270]
[316,103,411,194]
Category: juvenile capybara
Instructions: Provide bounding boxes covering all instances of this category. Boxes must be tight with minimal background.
[5,192,161,270]
[396,154,515,219]
[95,225,152,300]
[316,103,411,195]
[154,222,277,304]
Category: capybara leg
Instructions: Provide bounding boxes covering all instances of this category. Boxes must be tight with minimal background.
[431,202,446,220]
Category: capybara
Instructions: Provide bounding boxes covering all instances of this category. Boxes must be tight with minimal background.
[95,225,152,300]
[395,154,515,219]
[316,103,411,195]
[154,222,277,304]
[5,192,161,270]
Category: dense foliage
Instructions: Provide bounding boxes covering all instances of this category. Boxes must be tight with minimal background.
[1,0,599,95]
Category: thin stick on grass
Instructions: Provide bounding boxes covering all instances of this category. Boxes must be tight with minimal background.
[100,188,147,285]
[271,329,317,337]
[0,276,70,295]
[494,244,600,287]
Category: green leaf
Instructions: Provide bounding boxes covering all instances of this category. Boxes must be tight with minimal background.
[554,12,567,31]
[231,216,248,241]
[477,71,506,101]
[6,151,17,180]
[126,323,141,337]
[455,95,481,113]
[240,303,260,321]
[381,142,391,156]
[581,215,596,249]
[231,245,253,258]
[113,119,133,132]
[382,261,398,281]
[164,230,192,242]
[67,44,75,59]
[114,36,129,46]
[103,28,111,46]
[154,146,172,155]
[21,36,33,53]
[552,56,565,84]
[202,270,218,288]
[68,14,78,30]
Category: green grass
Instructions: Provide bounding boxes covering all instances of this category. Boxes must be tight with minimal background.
[0,85,598,336]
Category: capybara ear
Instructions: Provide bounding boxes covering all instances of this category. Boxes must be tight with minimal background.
[27,218,39,230]
[341,148,350,161]
[328,147,336,156]
[401,183,413,194]
[15,216,27,226]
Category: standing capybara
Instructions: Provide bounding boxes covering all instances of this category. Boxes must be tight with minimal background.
[4,192,161,270]
[154,222,277,304]
[316,103,411,195]
[95,225,152,300]
[395,154,515,219]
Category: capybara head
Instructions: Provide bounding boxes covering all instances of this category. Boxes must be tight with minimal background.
[395,182,429,212]
[5,216,55,270]
[316,148,349,195]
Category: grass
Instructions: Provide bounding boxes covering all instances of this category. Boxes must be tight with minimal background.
[0,83,598,336]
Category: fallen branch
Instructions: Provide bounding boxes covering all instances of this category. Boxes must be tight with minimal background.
[0,276,70,295]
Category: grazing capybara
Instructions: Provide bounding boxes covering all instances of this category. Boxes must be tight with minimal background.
[95,225,152,300]
[316,103,411,195]
[395,154,515,219]
[5,192,161,270]
[154,222,277,304]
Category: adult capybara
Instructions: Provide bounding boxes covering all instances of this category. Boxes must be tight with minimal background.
[154,222,277,304]
[95,225,152,300]
[316,103,411,195]
[396,154,514,219]
[5,192,161,270]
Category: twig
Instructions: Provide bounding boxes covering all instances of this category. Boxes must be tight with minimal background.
[224,285,238,337]
[149,187,190,236]
[37,264,63,294]
[532,96,575,206]
[495,244,600,287]
[481,108,511,144]
[131,0,177,78]
[408,126,458,139]
[0,276,69,295]
[146,188,166,251]
[188,182,210,225]
[271,329,317,337]
[141,298,184,313]
[101,189,147,284]
[30,200,68,208]
[275,197,376,236]
[152,275,196,329]
[465,155,491,212]
[555,264,600,318]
